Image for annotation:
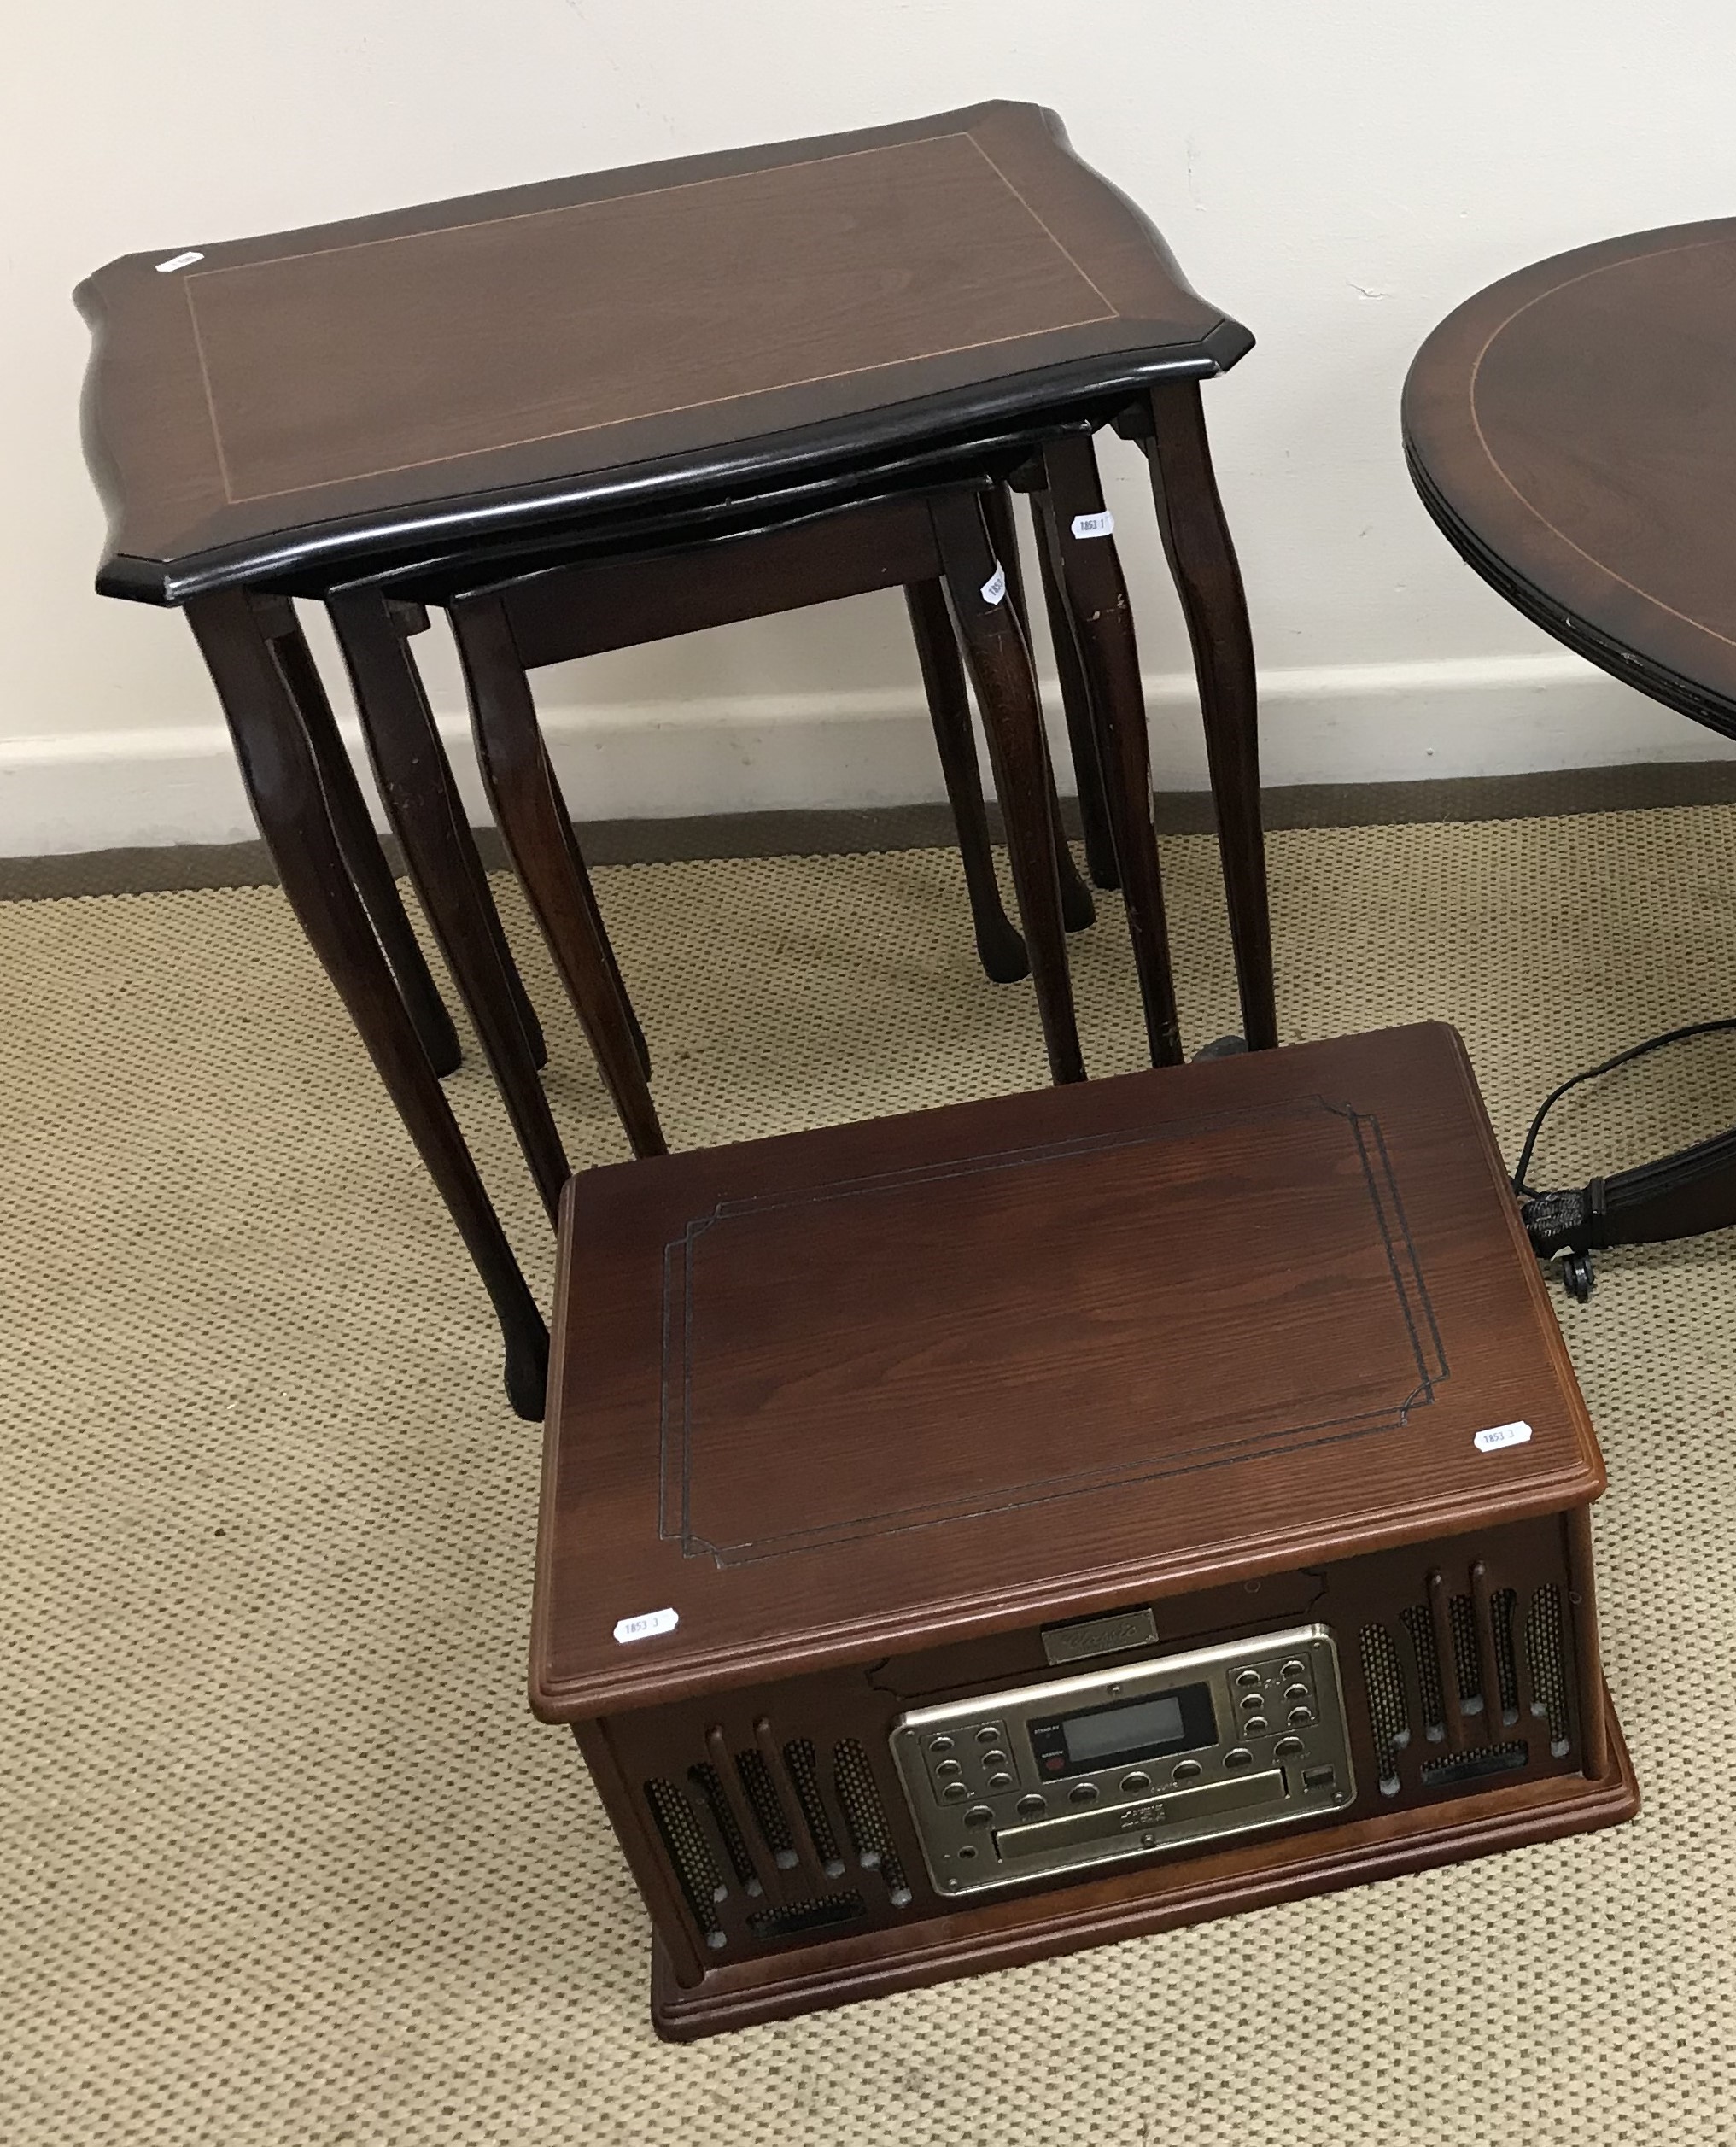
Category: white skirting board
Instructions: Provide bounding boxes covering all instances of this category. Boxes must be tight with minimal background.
[2,652,1729,858]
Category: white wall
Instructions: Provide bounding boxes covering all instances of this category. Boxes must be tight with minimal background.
[7,1,1736,853]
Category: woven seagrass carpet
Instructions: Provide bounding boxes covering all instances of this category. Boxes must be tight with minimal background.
[5,807,1736,2144]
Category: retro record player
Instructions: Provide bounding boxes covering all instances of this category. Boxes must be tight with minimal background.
[529,1024,1638,2039]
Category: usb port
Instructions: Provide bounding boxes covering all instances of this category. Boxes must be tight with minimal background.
[1301,1765,1336,1791]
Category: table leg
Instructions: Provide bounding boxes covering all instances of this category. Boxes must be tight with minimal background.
[1030,499,1121,892]
[903,580,1029,984]
[328,587,571,1223]
[538,736,653,1083]
[981,487,1096,933]
[1124,381,1278,1052]
[330,589,550,1069]
[1039,437,1184,1068]
[930,493,1085,1085]
[451,592,668,1160]
[185,588,549,1420]
[272,617,462,1077]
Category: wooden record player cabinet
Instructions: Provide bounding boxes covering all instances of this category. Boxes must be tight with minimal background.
[530,1025,1638,2039]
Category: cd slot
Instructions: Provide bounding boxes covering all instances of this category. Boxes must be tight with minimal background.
[996,1769,1285,1862]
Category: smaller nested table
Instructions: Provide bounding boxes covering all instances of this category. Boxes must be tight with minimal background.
[1405,221,1736,1289]
[79,102,1275,1412]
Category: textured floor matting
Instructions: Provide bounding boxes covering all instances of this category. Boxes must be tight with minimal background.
[5,807,1736,2144]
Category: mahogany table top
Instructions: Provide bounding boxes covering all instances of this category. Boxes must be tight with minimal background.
[1404,219,1736,739]
[532,1024,1602,1723]
[77,102,1249,605]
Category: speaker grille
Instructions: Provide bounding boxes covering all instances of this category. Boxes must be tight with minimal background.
[834,1739,913,1906]
[1526,1585,1573,1755]
[644,1726,913,1956]
[646,1779,728,1951]
[1448,1594,1484,1715]
[782,1739,847,1878]
[1420,1741,1528,1789]
[1360,1570,1575,1795]
[1400,1604,1447,1738]
[1359,1623,1409,1797]
[735,1748,799,1870]
[1491,1587,1520,1726]
[747,1892,866,1942]
[687,1761,762,1896]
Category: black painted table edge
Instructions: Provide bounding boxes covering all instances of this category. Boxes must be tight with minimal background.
[1402,438,1736,745]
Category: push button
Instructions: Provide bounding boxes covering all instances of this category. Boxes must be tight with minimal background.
[964,1804,994,1828]
[975,1726,1002,1745]
[935,1758,962,1779]
[942,1781,970,1804]
[1242,1716,1269,1736]
[1069,1781,1100,1806]
[1172,1759,1203,1784]
[1224,1747,1254,1771]
[1119,1771,1152,1795]
[1288,1707,1314,1729]
[1274,1735,1305,1758]
[1236,1669,1263,1690]
[1016,1793,1047,1819]
[1281,1659,1306,1681]
[986,1771,1014,1793]
[929,1735,955,1753]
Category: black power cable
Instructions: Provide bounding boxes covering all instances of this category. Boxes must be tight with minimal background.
[1511,1017,1736,1197]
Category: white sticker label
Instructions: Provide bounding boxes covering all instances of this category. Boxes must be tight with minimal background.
[155,250,205,273]
[613,1606,679,1644]
[1473,1419,1534,1454]
[980,563,1007,605]
[1070,509,1115,540]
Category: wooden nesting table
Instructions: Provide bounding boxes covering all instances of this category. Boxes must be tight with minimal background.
[78,101,1274,1414]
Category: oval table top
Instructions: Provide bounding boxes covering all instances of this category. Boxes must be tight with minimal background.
[1403,219,1736,740]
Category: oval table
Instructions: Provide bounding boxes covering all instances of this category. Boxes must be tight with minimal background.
[1404,220,1736,1294]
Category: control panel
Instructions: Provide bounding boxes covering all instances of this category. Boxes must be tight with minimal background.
[890,1623,1353,1897]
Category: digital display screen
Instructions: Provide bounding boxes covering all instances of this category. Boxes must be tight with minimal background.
[1061,1692,1185,1765]
[1029,1677,1219,1780]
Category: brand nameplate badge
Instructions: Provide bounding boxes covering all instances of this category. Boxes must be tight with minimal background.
[1042,1606,1158,1666]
